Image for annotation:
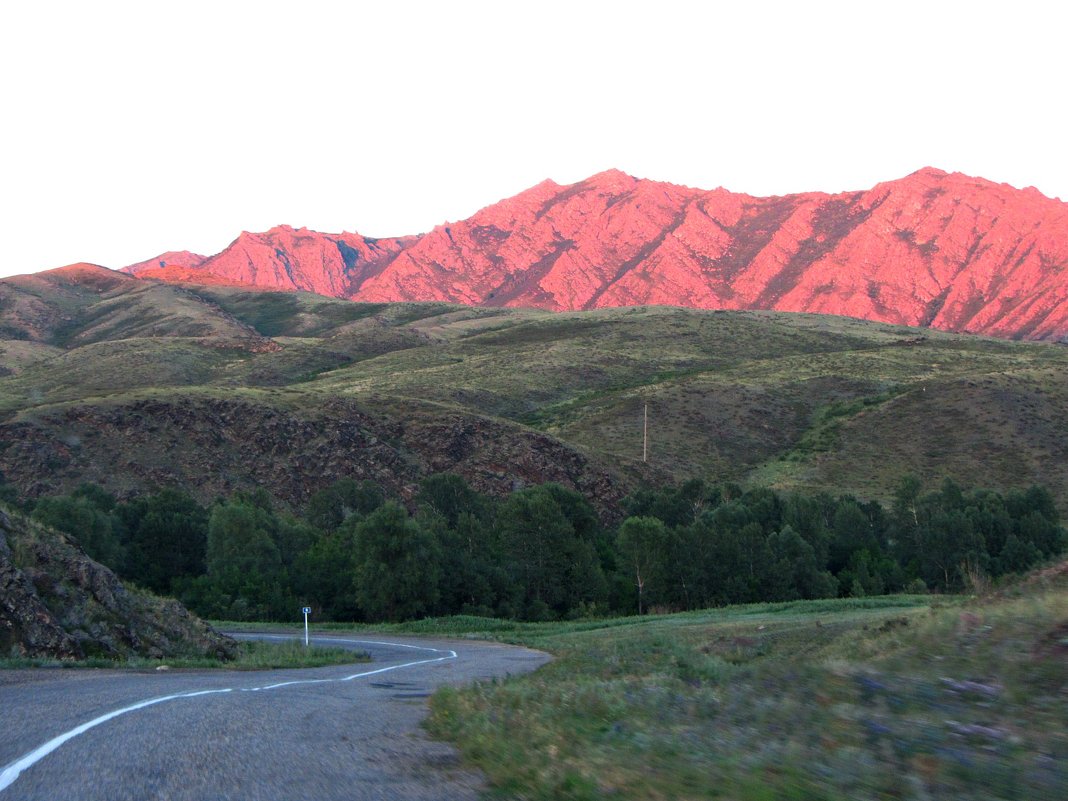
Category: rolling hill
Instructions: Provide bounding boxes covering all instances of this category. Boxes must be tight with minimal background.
[1,270,1066,513]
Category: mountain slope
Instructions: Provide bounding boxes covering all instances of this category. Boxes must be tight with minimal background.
[123,169,1068,341]
[123,250,207,275]
[3,275,1068,513]
[0,263,280,354]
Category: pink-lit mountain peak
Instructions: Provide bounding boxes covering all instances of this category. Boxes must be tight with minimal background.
[123,168,1068,342]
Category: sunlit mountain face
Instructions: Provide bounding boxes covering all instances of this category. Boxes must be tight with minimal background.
[120,168,1068,342]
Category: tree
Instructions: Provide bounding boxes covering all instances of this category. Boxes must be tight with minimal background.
[701,520,775,604]
[424,509,509,617]
[996,534,1042,575]
[963,492,1013,563]
[782,492,832,565]
[271,514,318,571]
[71,482,117,512]
[207,501,282,578]
[416,473,489,528]
[837,550,884,597]
[617,516,671,614]
[292,517,361,620]
[116,489,208,593]
[1015,511,1065,558]
[893,474,922,528]
[671,520,723,610]
[1006,485,1059,526]
[767,525,838,600]
[539,483,602,542]
[32,494,125,570]
[622,480,715,529]
[829,500,879,573]
[916,508,986,591]
[202,498,291,620]
[305,479,384,531]
[496,485,606,618]
[353,503,442,622]
[741,487,784,534]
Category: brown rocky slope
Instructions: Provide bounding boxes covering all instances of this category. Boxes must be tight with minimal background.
[0,395,626,518]
[124,168,1068,342]
[0,507,235,660]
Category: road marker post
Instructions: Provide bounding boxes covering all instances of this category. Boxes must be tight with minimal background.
[302,606,311,646]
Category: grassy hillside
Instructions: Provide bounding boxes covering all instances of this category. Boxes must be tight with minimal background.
[2,273,1067,510]
[415,571,1068,800]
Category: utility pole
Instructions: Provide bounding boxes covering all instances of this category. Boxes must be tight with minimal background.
[643,402,648,463]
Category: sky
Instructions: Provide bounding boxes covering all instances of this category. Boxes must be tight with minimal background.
[1,0,1064,278]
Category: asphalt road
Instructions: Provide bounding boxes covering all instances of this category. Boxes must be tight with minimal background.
[0,633,549,800]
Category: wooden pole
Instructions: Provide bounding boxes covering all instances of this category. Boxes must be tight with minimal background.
[643,402,648,462]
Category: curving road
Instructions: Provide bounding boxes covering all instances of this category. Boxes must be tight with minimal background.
[0,633,549,800]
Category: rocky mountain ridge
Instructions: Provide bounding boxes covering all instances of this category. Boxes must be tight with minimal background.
[120,168,1068,342]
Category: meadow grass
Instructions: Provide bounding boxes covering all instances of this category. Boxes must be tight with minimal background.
[408,587,1066,801]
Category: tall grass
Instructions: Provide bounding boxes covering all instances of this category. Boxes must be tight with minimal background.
[424,588,1067,800]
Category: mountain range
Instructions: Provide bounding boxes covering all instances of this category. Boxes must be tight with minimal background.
[120,168,1068,342]
[2,264,1068,513]
[3,167,1068,516]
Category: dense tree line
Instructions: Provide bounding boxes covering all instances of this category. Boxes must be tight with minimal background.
[1,473,1063,622]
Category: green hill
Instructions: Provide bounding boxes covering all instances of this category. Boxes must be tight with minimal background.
[2,273,1067,511]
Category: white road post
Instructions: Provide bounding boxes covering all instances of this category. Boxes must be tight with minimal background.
[302,606,311,646]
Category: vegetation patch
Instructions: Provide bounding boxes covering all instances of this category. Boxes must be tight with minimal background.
[784,388,903,460]
[5,474,1063,627]
[0,637,368,671]
[424,585,1067,801]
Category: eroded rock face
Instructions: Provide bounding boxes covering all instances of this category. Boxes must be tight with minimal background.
[124,169,1068,342]
[0,513,79,659]
[0,397,626,519]
[0,508,235,661]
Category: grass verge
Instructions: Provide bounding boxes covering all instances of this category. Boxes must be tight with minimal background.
[414,586,1065,800]
[0,637,369,671]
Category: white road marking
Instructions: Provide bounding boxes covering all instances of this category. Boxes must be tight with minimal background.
[0,689,233,793]
[0,637,457,794]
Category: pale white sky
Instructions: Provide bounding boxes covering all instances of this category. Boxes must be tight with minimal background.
[1,0,1064,278]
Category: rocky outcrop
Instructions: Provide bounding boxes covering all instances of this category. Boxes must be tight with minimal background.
[0,507,235,660]
[0,510,78,658]
[0,396,626,518]
[122,169,1068,342]
[402,413,624,512]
